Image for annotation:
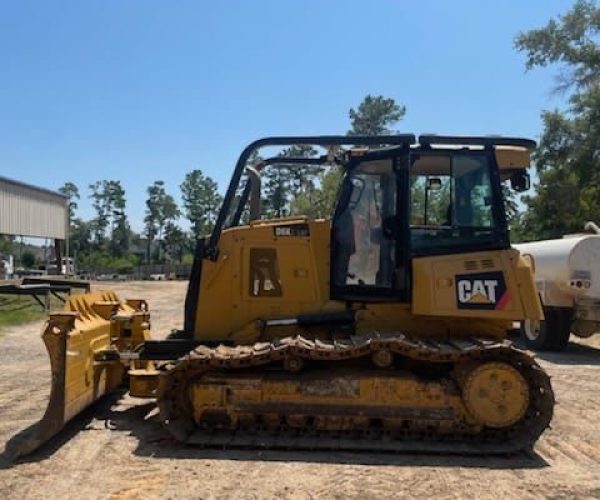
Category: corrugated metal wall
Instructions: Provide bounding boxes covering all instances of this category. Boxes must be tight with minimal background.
[0,177,68,239]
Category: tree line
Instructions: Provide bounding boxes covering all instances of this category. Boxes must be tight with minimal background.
[513,0,600,240]
[57,171,224,272]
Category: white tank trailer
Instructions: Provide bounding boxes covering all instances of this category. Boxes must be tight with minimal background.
[514,222,600,351]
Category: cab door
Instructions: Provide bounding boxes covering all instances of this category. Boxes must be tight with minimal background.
[330,148,409,301]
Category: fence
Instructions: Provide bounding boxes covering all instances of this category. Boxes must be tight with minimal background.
[133,263,192,279]
[81,263,192,280]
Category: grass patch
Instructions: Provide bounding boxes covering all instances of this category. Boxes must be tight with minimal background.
[0,295,64,331]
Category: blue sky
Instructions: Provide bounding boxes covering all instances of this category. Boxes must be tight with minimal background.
[0,0,574,232]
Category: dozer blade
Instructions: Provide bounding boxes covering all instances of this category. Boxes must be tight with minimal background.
[14,291,149,458]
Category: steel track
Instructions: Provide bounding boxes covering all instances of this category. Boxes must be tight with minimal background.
[156,333,554,454]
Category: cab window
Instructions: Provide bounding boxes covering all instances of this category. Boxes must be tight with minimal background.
[410,154,499,253]
[332,159,396,288]
[249,248,282,297]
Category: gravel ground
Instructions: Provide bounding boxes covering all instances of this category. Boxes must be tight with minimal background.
[1,281,600,499]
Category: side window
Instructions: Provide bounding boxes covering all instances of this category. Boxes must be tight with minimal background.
[454,158,493,227]
[249,248,282,297]
[410,173,452,226]
[468,183,493,227]
[410,155,496,229]
[410,153,500,253]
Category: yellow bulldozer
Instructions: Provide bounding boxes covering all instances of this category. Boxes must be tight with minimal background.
[16,134,553,456]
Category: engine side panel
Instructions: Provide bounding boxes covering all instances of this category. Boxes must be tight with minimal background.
[412,248,542,321]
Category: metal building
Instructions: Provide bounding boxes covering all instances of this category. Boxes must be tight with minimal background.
[0,176,68,240]
[0,176,69,274]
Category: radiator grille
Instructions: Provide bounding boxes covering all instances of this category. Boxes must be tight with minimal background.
[481,259,495,269]
[464,259,496,271]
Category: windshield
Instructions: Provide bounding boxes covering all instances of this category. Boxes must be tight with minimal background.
[410,153,504,253]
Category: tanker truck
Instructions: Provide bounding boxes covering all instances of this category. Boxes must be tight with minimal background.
[515,222,600,351]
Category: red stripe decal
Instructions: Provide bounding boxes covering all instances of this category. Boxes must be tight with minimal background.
[495,291,510,310]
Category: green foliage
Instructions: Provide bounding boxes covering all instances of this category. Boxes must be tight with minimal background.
[410,177,451,225]
[21,250,35,268]
[0,295,63,331]
[61,178,183,272]
[181,253,195,265]
[59,182,80,220]
[514,0,600,91]
[180,170,223,240]
[262,145,320,218]
[292,168,342,219]
[144,180,180,262]
[89,181,109,246]
[70,218,91,258]
[502,184,521,230]
[162,222,190,262]
[348,94,406,136]
[88,180,130,256]
[519,167,582,240]
[79,252,139,274]
[111,218,130,258]
[0,235,15,255]
[513,0,600,240]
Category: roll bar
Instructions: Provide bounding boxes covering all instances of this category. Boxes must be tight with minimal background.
[205,134,536,260]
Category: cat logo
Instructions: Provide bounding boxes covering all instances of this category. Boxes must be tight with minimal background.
[455,272,509,310]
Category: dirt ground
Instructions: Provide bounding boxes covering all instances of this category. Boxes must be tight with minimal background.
[1,281,600,499]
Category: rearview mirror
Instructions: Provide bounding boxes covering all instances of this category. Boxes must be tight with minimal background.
[510,171,530,192]
[427,177,442,191]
